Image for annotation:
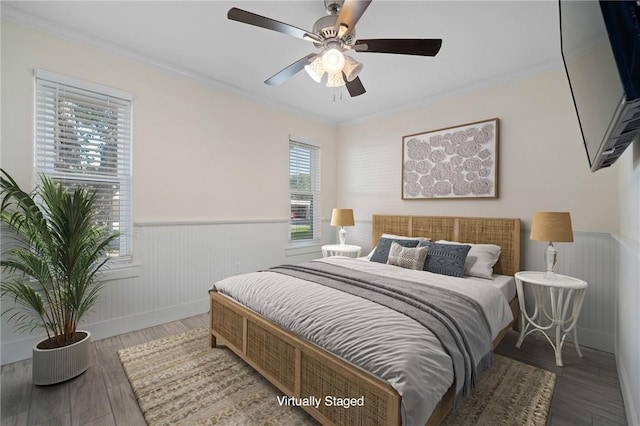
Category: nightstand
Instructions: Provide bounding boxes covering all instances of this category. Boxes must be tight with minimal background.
[321,244,362,258]
[514,271,588,367]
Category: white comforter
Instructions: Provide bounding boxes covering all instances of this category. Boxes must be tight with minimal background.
[212,257,513,426]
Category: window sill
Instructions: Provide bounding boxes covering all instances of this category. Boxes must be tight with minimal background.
[285,241,322,257]
[103,263,141,281]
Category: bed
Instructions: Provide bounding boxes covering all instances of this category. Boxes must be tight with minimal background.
[209,215,521,426]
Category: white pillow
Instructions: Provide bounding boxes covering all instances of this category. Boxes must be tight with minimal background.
[436,240,501,279]
[381,233,431,242]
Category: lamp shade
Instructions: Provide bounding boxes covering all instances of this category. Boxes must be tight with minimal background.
[304,56,324,83]
[326,72,346,88]
[343,55,363,82]
[331,208,355,227]
[530,212,574,242]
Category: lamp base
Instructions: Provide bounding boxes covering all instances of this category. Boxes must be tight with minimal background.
[544,242,558,280]
[338,227,347,246]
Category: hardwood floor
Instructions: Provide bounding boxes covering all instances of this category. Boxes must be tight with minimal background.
[1,313,627,425]
[495,331,628,425]
[1,314,209,426]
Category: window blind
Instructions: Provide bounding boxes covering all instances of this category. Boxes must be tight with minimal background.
[34,70,133,262]
[289,139,320,242]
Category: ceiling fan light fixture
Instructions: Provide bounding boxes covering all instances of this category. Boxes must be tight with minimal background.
[228,1,443,98]
[342,55,363,82]
[326,72,345,88]
[304,56,325,83]
[321,48,345,74]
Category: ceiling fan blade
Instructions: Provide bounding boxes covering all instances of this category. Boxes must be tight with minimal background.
[344,75,366,97]
[228,8,321,42]
[334,0,372,38]
[265,54,317,86]
[355,38,443,56]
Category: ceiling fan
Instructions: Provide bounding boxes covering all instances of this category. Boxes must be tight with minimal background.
[227,0,442,97]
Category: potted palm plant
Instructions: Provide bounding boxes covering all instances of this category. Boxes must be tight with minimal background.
[1,169,119,385]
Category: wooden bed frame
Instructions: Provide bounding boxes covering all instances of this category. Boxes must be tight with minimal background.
[209,215,521,426]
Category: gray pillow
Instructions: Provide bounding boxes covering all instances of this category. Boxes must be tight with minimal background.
[419,241,471,277]
[370,237,420,263]
[387,242,429,270]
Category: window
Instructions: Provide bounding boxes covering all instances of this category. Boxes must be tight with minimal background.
[34,69,132,263]
[289,138,320,242]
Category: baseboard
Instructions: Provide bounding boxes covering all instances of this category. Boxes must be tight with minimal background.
[616,353,639,426]
[575,326,615,353]
[540,325,614,354]
[0,298,209,365]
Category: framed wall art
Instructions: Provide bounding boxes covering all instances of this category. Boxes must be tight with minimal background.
[402,118,499,200]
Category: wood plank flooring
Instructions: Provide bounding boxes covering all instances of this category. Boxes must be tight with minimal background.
[1,313,627,425]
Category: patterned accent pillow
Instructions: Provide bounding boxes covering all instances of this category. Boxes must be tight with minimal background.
[419,241,472,277]
[370,237,420,263]
[386,242,429,270]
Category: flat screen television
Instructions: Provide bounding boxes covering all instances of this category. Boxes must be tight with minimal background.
[560,0,640,172]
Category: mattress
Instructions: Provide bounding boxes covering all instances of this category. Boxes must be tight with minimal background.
[466,273,516,301]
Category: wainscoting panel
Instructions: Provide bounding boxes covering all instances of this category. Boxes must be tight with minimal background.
[0,219,617,364]
[1,220,329,364]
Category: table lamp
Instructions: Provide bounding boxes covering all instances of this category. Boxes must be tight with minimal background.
[530,211,574,279]
[330,208,355,246]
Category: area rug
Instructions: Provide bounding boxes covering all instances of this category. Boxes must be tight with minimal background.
[118,328,556,426]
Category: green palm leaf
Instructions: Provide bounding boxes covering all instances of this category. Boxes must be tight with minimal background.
[1,169,119,345]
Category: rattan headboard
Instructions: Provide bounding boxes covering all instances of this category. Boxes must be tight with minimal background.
[372,215,521,276]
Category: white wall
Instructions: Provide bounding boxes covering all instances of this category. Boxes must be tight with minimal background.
[336,69,620,353]
[616,141,640,426]
[0,21,338,363]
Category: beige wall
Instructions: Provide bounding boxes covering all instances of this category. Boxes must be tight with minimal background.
[1,21,337,224]
[618,143,640,240]
[336,69,619,233]
[2,21,617,233]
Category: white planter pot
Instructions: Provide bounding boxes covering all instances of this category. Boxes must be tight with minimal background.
[32,331,91,386]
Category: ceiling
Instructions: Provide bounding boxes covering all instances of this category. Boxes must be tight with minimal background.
[2,1,563,125]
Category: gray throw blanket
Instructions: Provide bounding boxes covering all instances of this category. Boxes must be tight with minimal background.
[269,261,494,408]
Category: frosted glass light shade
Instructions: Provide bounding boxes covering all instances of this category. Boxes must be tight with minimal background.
[326,72,345,87]
[322,48,345,74]
[343,55,363,82]
[304,56,324,83]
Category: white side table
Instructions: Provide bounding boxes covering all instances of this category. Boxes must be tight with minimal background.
[514,271,588,367]
[322,244,362,258]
